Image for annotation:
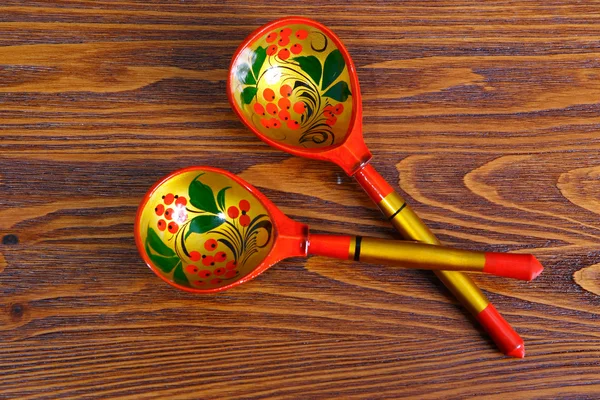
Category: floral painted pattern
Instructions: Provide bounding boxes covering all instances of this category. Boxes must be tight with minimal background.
[232,23,353,148]
[143,172,273,289]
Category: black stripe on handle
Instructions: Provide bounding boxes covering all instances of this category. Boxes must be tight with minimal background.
[388,202,407,221]
[354,236,363,261]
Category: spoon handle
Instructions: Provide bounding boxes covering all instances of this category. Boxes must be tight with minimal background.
[352,162,526,358]
[307,234,542,281]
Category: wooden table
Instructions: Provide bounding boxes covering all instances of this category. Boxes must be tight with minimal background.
[1,1,599,398]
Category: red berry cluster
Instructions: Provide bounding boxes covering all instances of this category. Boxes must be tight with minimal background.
[155,193,188,234]
[254,85,305,130]
[187,238,238,286]
[227,199,252,227]
[265,27,308,60]
[322,103,344,126]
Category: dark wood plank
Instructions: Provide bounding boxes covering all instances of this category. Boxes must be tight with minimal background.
[1,1,599,398]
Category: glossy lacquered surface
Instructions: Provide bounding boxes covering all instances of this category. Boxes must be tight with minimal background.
[229,21,354,149]
[135,166,306,293]
[228,17,371,175]
[136,167,542,292]
[229,17,523,357]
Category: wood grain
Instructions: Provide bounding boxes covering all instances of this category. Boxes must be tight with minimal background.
[1,1,599,398]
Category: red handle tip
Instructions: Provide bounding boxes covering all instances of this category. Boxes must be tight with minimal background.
[483,253,544,281]
[529,256,544,280]
[506,344,526,359]
[476,303,525,358]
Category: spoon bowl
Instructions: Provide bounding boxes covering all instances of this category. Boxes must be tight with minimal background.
[228,17,370,174]
[134,166,306,293]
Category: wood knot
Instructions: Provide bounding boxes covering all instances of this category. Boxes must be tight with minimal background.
[574,263,600,297]
[10,303,25,321]
[2,235,19,245]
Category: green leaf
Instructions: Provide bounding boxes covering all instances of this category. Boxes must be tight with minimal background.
[323,81,352,102]
[292,56,322,86]
[172,263,190,287]
[241,87,258,105]
[185,215,224,239]
[146,227,175,257]
[236,63,256,85]
[188,174,220,214]
[217,186,230,212]
[252,46,267,78]
[321,49,345,90]
[145,241,180,273]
